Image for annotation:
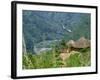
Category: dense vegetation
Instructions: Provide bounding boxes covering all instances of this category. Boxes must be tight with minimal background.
[23,10,90,53]
[22,40,91,69]
[22,10,91,69]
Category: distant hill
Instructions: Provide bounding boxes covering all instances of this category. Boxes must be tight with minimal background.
[23,10,90,53]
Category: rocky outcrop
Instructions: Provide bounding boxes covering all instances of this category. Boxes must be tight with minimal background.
[67,37,90,48]
[67,40,75,47]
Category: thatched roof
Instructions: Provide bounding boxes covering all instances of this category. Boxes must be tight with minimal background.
[67,37,90,48]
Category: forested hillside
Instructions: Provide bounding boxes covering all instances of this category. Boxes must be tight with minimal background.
[23,10,90,53]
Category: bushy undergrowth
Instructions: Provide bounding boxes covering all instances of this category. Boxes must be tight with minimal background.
[66,48,90,67]
[23,47,90,69]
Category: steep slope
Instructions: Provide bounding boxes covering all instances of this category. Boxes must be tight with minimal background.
[23,10,90,53]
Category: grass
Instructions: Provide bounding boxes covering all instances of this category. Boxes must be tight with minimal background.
[22,47,91,69]
[66,48,91,67]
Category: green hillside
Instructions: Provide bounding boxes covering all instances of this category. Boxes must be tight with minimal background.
[23,10,90,53]
[22,10,91,69]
